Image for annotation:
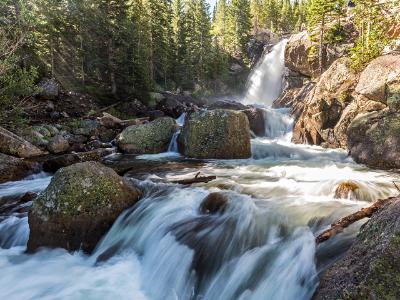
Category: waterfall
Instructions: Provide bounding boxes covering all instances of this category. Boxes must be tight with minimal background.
[167,113,186,153]
[243,39,288,107]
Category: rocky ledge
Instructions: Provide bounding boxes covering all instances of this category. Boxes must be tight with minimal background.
[314,197,400,299]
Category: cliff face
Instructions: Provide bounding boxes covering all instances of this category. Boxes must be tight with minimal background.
[276,22,400,169]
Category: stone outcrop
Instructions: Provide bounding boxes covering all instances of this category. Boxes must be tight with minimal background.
[179,109,251,159]
[200,192,229,215]
[0,154,39,183]
[0,127,44,158]
[314,197,400,299]
[347,109,400,169]
[28,162,141,253]
[292,58,359,148]
[355,55,400,104]
[117,117,177,154]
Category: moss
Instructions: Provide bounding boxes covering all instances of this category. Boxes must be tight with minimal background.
[352,235,400,300]
[33,162,137,218]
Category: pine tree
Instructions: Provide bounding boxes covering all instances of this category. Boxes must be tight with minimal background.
[212,0,228,50]
[307,0,336,74]
[226,0,252,60]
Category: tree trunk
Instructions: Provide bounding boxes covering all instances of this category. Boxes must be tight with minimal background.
[319,14,325,75]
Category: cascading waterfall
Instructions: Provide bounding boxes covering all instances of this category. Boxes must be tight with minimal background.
[243,39,288,106]
[167,113,186,153]
[0,40,399,300]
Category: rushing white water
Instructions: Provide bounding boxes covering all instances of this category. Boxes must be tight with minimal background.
[1,42,399,300]
[243,39,288,106]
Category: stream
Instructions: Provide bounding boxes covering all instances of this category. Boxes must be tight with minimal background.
[0,41,399,300]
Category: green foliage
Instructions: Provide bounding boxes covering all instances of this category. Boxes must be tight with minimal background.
[350,0,390,70]
[325,24,346,44]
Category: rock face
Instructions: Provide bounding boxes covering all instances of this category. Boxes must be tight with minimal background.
[313,197,400,299]
[355,55,400,104]
[242,108,266,136]
[179,109,251,159]
[348,110,400,169]
[117,117,177,154]
[285,31,320,78]
[0,154,39,183]
[334,181,360,199]
[28,162,141,253]
[292,58,359,148]
[0,127,44,158]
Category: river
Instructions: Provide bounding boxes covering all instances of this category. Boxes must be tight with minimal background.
[0,41,398,300]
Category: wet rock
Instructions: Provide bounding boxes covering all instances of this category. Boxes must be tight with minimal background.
[38,78,60,100]
[200,193,228,214]
[242,108,265,137]
[0,192,37,216]
[47,135,70,154]
[179,109,251,159]
[0,127,44,158]
[208,99,248,111]
[355,55,400,104]
[42,148,115,172]
[334,181,360,199]
[314,197,400,299]
[0,154,40,184]
[117,117,177,154]
[27,162,141,253]
[348,110,400,169]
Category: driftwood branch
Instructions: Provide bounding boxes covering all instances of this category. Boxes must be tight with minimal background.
[170,174,217,185]
[316,197,396,244]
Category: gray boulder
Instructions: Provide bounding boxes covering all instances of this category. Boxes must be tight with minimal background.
[0,127,44,158]
[178,109,251,159]
[28,162,141,253]
[117,117,177,154]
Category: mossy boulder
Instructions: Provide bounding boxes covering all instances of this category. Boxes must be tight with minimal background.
[27,161,141,253]
[347,110,400,169]
[178,109,251,159]
[313,197,400,299]
[117,117,177,154]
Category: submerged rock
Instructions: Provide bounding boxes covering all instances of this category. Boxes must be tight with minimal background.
[348,110,400,169]
[334,181,360,199]
[117,117,177,154]
[314,197,400,299]
[0,127,44,158]
[0,154,40,184]
[27,162,141,253]
[179,109,251,159]
[200,192,228,214]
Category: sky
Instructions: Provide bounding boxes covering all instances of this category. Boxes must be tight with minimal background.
[207,0,217,12]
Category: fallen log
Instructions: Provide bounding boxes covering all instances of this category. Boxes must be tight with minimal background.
[316,197,396,244]
[170,172,217,185]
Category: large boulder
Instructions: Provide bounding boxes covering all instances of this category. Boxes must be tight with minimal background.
[242,108,266,137]
[178,109,251,159]
[27,162,141,253]
[314,197,400,299]
[0,127,44,158]
[0,154,39,183]
[292,58,359,148]
[47,135,70,154]
[348,110,400,169]
[355,55,400,104]
[117,117,177,154]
